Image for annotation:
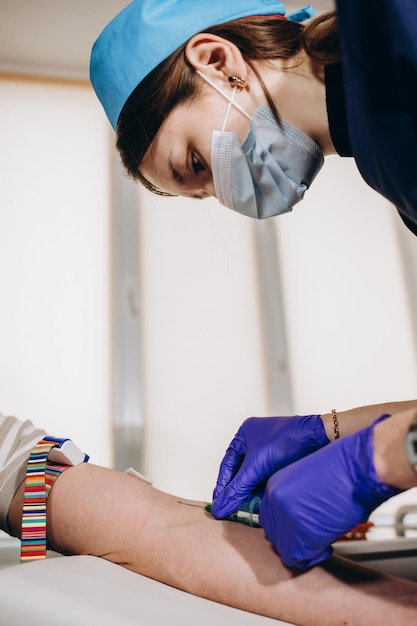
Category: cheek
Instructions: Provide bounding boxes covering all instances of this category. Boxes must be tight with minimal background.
[232,114,251,144]
[202,137,213,166]
[193,123,215,166]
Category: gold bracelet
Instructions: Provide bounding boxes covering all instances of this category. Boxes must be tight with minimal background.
[331,409,340,440]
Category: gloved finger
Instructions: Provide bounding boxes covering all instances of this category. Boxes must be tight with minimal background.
[212,485,247,519]
[212,458,267,518]
[213,443,288,517]
[213,437,246,498]
[213,448,245,498]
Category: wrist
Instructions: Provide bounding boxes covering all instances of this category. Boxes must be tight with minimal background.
[321,411,338,442]
[302,414,331,447]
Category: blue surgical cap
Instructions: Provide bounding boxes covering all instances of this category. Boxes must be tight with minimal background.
[90,0,314,130]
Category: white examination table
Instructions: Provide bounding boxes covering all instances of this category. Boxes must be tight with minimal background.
[2,533,417,625]
[0,547,295,626]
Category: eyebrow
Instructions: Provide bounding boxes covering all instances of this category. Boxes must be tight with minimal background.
[169,158,185,187]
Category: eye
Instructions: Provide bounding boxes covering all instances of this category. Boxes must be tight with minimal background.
[192,154,204,175]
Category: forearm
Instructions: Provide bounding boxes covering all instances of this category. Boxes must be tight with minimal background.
[8,462,417,626]
[321,399,417,441]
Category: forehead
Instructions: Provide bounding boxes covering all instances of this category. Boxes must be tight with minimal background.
[140,91,225,183]
[139,115,180,191]
[138,119,193,197]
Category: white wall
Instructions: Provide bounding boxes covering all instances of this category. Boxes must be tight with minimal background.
[276,155,417,413]
[137,155,417,508]
[137,192,270,499]
[275,156,417,516]
[0,79,112,466]
[1,76,416,516]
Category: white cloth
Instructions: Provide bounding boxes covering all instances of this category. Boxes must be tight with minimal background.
[0,555,290,625]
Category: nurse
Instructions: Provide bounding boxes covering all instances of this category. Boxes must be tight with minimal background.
[90,0,417,569]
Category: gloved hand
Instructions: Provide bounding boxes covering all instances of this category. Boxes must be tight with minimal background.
[212,415,330,519]
[259,415,402,570]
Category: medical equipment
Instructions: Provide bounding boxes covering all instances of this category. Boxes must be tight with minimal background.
[20,437,89,563]
[206,497,261,527]
[197,72,324,219]
[44,436,90,465]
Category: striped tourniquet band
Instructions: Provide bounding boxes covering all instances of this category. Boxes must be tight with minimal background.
[20,439,69,563]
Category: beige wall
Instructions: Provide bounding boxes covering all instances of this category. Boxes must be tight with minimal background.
[137,192,270,499]
[1,77,417,513]
[276,156,417,413]
[0,78,113,466]
[137,159,417,503]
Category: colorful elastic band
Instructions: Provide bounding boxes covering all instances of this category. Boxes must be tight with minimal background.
[20,437,88,563]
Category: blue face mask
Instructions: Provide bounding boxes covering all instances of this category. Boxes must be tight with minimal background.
[198,72,324,219]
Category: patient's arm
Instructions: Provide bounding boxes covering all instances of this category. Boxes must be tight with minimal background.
[8,463,417,626]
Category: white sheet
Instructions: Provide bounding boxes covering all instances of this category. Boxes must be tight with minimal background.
[0,555,296,626]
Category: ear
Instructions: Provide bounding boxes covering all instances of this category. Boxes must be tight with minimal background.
[185,33,247,87]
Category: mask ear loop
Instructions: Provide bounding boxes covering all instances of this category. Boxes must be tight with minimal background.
[196,70,251,122]
[221,85,237,132]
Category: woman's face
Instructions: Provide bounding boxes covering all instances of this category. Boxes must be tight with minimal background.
[140,84,252,199]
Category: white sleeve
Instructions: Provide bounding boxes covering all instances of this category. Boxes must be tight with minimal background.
[0,413,46,534]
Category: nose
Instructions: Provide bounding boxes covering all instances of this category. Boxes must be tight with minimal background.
[203,178,216,199]
[192,178,216,200]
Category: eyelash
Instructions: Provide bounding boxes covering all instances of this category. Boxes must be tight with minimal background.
[192,154,204,175]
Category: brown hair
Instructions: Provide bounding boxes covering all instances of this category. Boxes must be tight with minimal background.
[116,10,338,193]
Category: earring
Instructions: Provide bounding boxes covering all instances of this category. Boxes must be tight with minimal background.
[228,76,248,90]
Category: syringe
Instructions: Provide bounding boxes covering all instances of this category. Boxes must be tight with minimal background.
[205,497,261,528]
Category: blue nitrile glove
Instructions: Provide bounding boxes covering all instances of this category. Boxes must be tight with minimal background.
[212,415,330,519]
[259,415,402,570]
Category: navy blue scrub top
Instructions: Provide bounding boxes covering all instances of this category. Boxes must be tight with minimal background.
[331,0,417,236]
